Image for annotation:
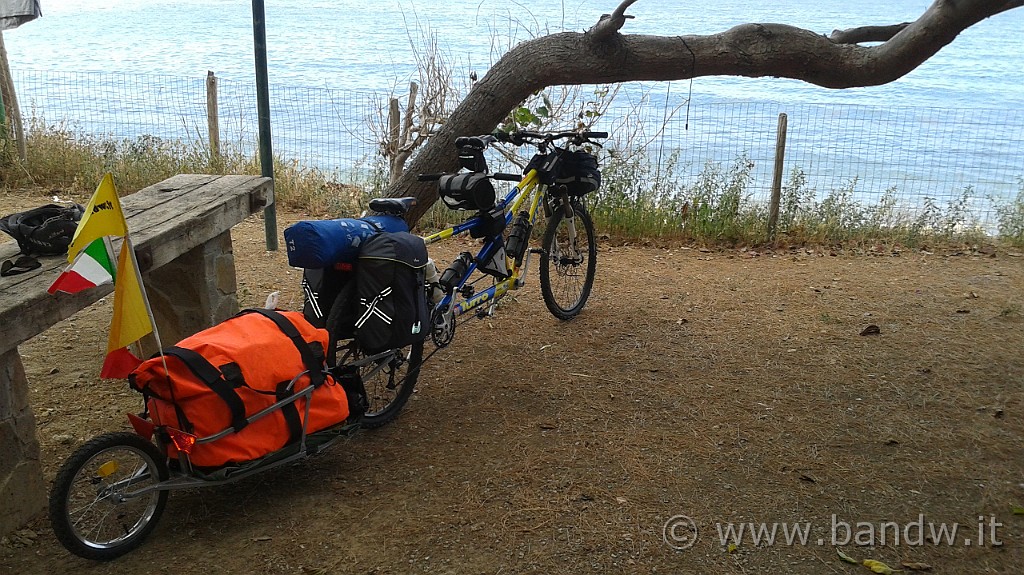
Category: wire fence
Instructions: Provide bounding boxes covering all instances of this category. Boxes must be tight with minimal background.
[651,101,1024,220]
[11,70,1024,231]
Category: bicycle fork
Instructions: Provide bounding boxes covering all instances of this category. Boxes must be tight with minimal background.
[549,194,582,266]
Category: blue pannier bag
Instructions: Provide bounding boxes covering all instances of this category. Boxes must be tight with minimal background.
[284,215,408,269]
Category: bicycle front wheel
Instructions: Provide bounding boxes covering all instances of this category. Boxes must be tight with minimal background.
[48,432,169,561]
[539,200,597,319]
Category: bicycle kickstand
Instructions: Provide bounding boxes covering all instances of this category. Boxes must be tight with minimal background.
[476,300,498,319]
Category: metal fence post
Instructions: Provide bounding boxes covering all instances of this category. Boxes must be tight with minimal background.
[252,0,278,251]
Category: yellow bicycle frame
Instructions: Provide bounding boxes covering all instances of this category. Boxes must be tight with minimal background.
[422,168,544,317]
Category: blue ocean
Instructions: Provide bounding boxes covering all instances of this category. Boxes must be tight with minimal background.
[5,0,1022,107]
[2,1,1023,228]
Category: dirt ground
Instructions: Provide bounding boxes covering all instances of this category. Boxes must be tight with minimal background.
[1,191,1023,574]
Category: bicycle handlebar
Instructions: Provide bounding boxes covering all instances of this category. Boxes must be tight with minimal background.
[419,129,606,181]
[417,172,520,182]
[491,173,522,181]
[493,130,608,146]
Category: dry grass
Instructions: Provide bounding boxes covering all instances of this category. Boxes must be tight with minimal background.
[1,209,1022,574]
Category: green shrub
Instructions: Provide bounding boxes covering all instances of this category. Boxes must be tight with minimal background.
[994,179,1024,246]
[2,118,1018,248]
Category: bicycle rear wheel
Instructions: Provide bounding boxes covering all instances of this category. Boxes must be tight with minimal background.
[337,340,423,428]
[49,432,169,560]
[539,200,597,319]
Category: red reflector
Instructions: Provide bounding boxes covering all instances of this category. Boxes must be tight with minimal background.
[333,262,353,272]
[127,413,155,440]
[165,427,198,454]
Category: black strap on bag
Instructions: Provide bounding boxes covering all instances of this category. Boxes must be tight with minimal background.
[275,380,304,446]
[242,308,327,388]
[156,309,328,434]
[162,346,250,433]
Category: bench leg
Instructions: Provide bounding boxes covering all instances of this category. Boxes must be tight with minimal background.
[0,348,46,537]
[144,230,240,347]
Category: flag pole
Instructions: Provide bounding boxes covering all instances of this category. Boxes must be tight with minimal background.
[122,234,170,376]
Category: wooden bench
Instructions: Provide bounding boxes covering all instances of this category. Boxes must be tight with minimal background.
[0,174,273,537]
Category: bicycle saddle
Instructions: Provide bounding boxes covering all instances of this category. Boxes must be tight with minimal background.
[369,197,417,216]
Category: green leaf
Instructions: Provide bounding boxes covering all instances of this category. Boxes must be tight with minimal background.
[1012,505,1024,515]
[514,107,539,127]
[536,106,549,118]
[836,548,858,564]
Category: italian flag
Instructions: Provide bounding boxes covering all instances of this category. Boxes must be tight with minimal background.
[47,238,116,295]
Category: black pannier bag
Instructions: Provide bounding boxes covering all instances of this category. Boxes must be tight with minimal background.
[301,267,355,339]
[439,172,496,211]
[354,232,430,352]
[555,151,601,195]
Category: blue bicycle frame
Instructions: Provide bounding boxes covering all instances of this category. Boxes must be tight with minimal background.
[422,169,547,320]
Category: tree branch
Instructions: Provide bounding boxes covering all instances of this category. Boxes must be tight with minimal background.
[386,0,1024,223]
[588,0,638,41]
[830,23,911,44]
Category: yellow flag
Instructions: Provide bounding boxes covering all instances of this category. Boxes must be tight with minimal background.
[106,242,153,357]
[68,173,128,263]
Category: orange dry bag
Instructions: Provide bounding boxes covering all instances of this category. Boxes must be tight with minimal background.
[130,309,350,468]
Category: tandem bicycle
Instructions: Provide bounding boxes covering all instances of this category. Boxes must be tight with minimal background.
[45,128,606,560]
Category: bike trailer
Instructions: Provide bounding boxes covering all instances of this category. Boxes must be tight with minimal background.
[284,215,408,269]
[129,309,352,468]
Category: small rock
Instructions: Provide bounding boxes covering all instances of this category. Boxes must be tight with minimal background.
[48,367,60,375]
[53,434,74,445]
[860,325,881,336]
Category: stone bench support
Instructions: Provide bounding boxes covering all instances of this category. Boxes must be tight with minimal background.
[0,174,272,536]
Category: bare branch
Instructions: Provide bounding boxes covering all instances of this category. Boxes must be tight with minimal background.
[830,23,910,45]
[995,1,1024,15]
[588,0,638,41]
[399,82,418,148]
